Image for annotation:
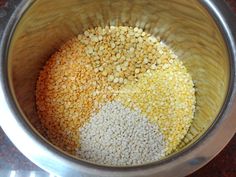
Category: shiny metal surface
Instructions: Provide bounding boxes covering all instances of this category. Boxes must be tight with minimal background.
[0,0,236,177]
[0,170,54,177]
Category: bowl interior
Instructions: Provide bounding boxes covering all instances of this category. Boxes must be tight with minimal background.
[7,0,229,164]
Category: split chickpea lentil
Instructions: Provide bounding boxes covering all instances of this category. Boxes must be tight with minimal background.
[36,26,196,164]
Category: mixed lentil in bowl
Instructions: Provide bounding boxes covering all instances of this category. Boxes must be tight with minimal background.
[36,26,196,166]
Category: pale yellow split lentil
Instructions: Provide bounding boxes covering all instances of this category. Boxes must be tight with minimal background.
[116,60,196,153]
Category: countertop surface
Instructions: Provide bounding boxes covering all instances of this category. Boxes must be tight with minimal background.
[0,0,236,177]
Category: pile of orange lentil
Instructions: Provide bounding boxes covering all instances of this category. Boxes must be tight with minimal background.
[36,26,196,164]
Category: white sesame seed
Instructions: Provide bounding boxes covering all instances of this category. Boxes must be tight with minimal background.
[77,101,166,166]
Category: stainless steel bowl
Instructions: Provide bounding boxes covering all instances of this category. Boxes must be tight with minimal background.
[0,0,236,177]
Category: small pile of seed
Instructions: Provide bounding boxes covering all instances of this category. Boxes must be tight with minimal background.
[36,39,113,153]
[117,60,196,153]
[79,26,173,90]
[77,101,166,166]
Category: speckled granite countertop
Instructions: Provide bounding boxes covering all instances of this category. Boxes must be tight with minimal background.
[0,0,235,177]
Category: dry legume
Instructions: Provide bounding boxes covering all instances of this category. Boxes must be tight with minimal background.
[36,39,113,154]
[117,60,196,153]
